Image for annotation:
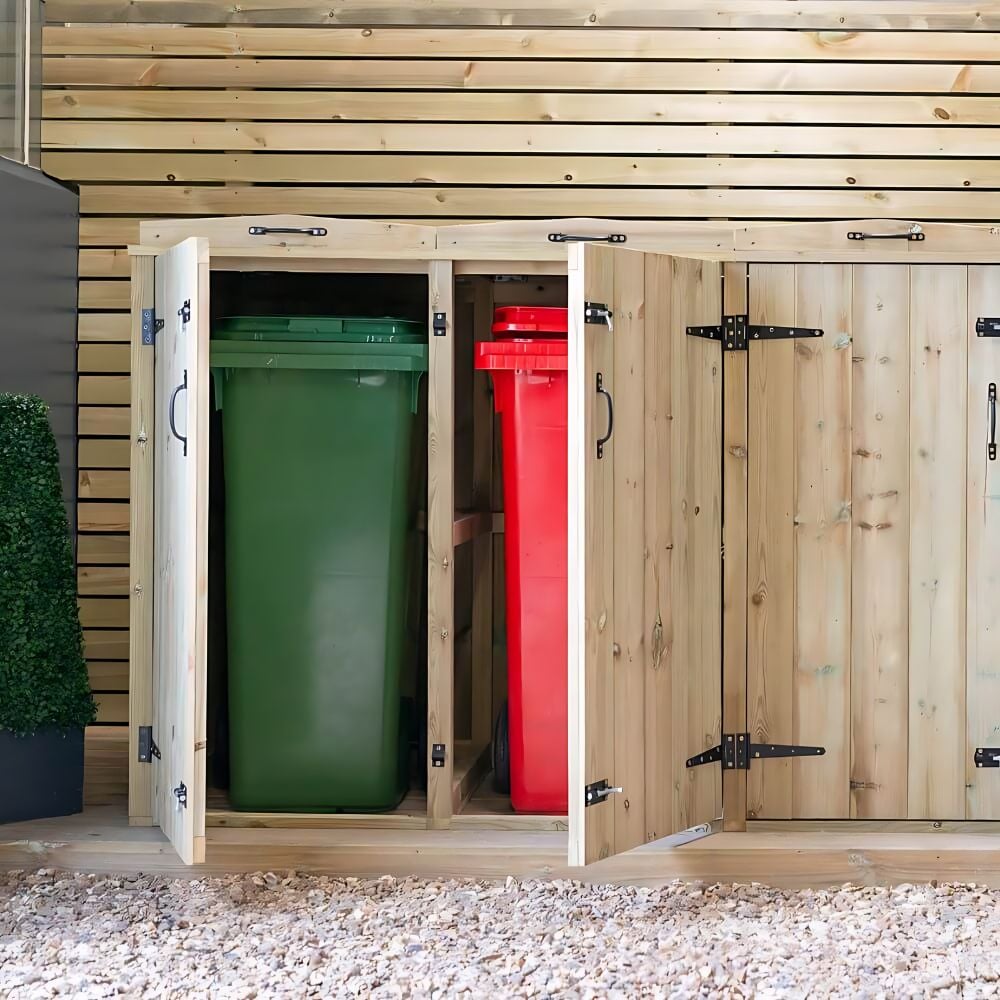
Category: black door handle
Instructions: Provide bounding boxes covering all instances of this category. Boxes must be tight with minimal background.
[169,369,188,457]
[596,373,613,459]
[248,225,327,237]
[989,383,997,461]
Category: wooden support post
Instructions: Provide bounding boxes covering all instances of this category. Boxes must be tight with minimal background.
[470,278,495,756]
[722,263,749,832]
[427,260,456,829]
[128,253,155,826]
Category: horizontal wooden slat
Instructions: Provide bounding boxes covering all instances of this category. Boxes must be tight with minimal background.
[41,1,1000,30]
[80,217,141,246]
[45,153,1000,190]
[80,279,130,310]
[42,90,1000,126]
[83,629,129,660]
[75,184,1000,220]
[79,374,130,406]
[79,312,131,342]
[79,597,130,628]
[79,501,130,532]
[42,26,1000,60]
[86,661,129,690]
[77,533,130,563]
[45,57,1000,93]
[79,248,131,278]
[93,691,129,724]
[79,467,130,499]
[79,565,130,595]
[79,407,130,436]
[50,122,1000,156]
[79,343,130,372]
[79,437,131,469]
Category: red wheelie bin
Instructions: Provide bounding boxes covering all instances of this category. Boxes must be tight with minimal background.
[475,306,568,814]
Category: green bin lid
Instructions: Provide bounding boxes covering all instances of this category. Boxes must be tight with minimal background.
[214,315,426,344]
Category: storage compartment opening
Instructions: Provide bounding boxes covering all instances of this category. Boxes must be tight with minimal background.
[453,273,569,824]
[205,270,430,822]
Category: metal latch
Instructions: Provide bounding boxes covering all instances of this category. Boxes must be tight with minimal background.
[687,315,823,352]
[687,733,825,771]
[173,783,188,808]
[975,748,1000,768]
[178,300,191,325]
[137,726,161,763]
[977,317,1000,337]
[584,302,613,330]
[141,308,164,347]
[584,778,623,807]
[433,312,447,337]
[431,743,446,768]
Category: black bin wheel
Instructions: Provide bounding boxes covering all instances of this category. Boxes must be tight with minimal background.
[493,701,510,795]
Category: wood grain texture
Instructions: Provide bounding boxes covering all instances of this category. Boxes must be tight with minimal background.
[908,265,967,821]
[966,266,1000,820]
[850,266,910,820]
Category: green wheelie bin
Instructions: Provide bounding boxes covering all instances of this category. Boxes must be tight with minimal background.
[210,316,427,812]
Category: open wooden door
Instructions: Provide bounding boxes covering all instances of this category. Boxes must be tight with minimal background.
[151,238,209,864]
[568,243,724,866]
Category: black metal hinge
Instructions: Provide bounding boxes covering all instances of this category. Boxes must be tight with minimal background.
[687,733,825,771]
[141,308,164,347]
[431,743,446,768]
[137,726,161,763]
[549,233,627,244]
[687,315,823,352]
[975,748,1000,768]
[584,778,623,808]
[433,312,447,337]
[977,317,1000,337]
[584,301,613,329]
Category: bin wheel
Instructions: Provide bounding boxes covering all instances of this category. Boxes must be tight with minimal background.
[493,701,511,795]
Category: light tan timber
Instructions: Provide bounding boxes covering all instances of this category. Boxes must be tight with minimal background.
[966,266,1000,820]
[722,263,749,832]
[850,266,910,820]
[78,468,130,499]
[908,266,968,821]
[427,259,455,830]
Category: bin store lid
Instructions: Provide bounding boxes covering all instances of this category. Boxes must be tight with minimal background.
[492,305,568,338]
[475,338,567,372]
[214,315,426,344]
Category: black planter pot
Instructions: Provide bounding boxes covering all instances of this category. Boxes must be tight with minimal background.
[0,726,84,824]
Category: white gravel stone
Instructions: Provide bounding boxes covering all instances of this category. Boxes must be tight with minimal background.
[4,870,1000,997]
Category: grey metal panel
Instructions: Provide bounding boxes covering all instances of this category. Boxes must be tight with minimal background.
[0,158,80,534]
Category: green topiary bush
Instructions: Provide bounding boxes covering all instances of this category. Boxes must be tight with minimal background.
[0,394,96,735]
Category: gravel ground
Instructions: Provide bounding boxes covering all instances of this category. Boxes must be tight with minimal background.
[3,870,1000,998]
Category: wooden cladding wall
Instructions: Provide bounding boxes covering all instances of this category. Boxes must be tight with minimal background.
[44,2,1000,724]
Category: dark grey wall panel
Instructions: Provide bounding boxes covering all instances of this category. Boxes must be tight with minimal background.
[0,158,80,531]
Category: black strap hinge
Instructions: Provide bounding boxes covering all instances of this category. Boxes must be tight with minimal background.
[687,315,823,352]
[687,733,825,771]
[977,317,1000,337]
[137,726,161,763]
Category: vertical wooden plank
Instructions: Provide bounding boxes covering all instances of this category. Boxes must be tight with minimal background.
[128,253,154,826]
[470,276,494,753]
[722,262,748,832]
[908,265,967,820]
[792,263,852,818]
[670,255,724,832]
[967,265,1000,819]
[567,242,615,866]
[611,248,646,853]
[851,264,909,819]
[427,260,455,830]
[746,264,796,820]
[642,252,673,844]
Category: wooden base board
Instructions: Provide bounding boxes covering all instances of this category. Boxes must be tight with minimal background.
[6,806,1000,888]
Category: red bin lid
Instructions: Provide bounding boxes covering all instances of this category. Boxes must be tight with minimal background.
[492,305,568,337]
[474,338,567,371]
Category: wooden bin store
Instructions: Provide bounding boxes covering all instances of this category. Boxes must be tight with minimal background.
[128,215,1000,869]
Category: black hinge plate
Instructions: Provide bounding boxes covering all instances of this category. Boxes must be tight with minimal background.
[977,317,1000,337]
[431,743,446,768]
[137,726,160,763]
[584,302,613,328]
[687,734,825,770]
[687,315,822,351]
[975,748,1000,768]
[433,312,447,337]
